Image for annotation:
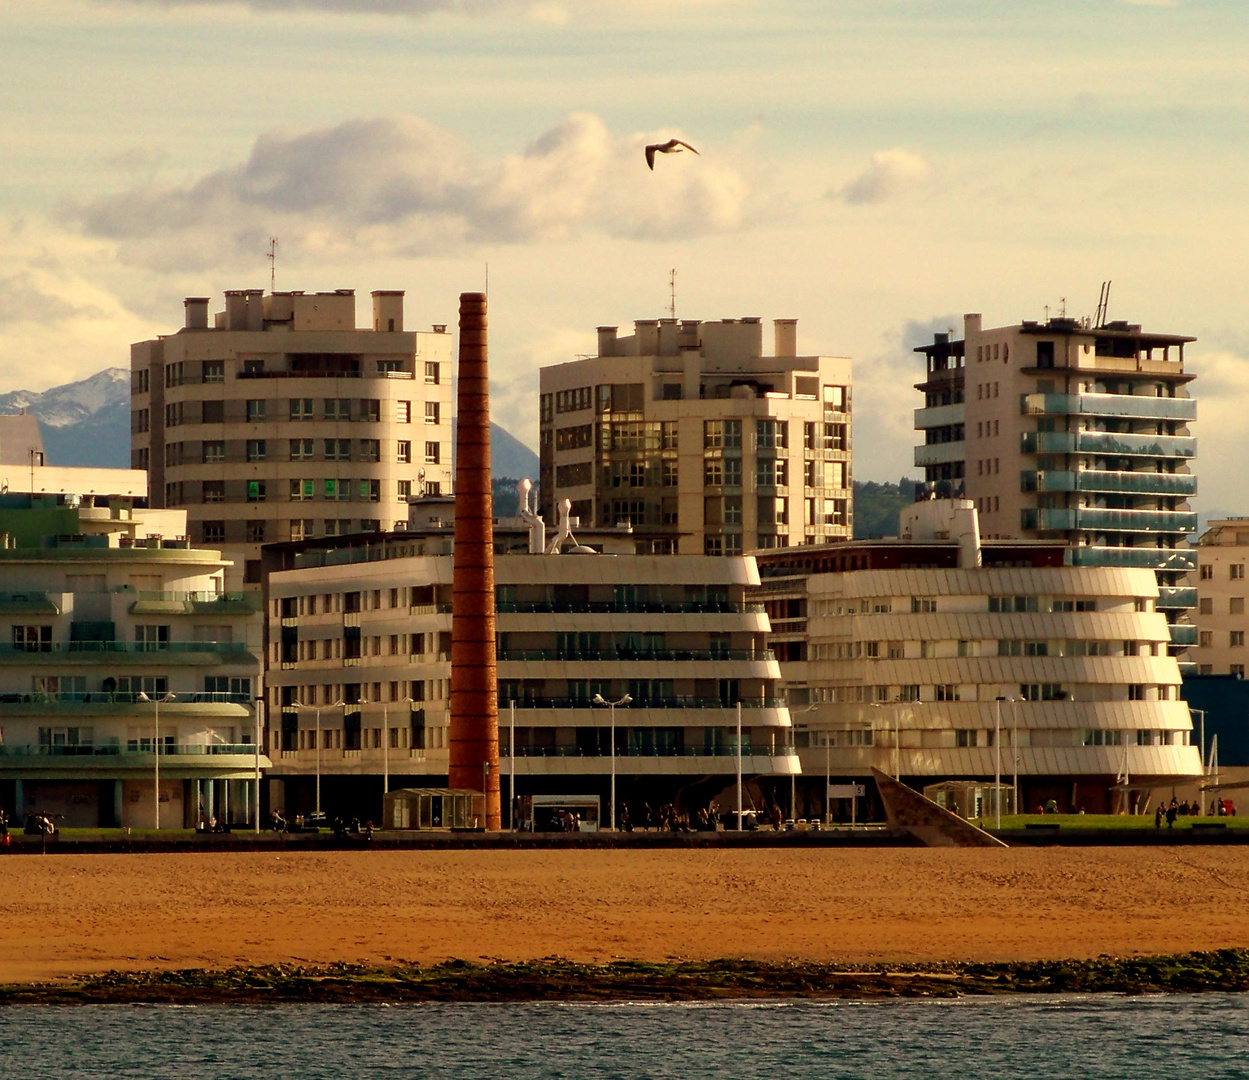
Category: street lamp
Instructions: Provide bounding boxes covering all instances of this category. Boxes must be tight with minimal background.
[381,696,413,798]
[994,696,1006,829]
[1190,707,1206,814]
[253,696,263,834]
[592,692,631,830]
[137,691,175,830]
[290,698,345,816]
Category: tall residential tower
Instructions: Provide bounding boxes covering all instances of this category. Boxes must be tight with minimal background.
[539,317,853,555]
[914,312,1197,653]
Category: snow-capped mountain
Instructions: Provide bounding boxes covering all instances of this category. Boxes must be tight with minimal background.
[0,367,541,478]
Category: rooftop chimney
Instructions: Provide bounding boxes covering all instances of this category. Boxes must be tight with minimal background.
[183,297,210,330]
[774,318,797,357]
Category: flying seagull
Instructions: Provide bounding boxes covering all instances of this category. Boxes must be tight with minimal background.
[645,138,700,171]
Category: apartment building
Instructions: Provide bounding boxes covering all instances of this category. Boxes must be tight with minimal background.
[1189,518,1249,676]
[131,288,454,588]
[754,499,1200,815]
[0,465,264,829]
[539,317,852,556]
[260,493,796,821]
[914,311,1197,653]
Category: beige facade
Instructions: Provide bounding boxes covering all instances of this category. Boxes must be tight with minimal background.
[914,313,1197,653]
[261,499,795,820]
[539,317,852,556]
[0,477,265,830]
[1189,518,1249,676]
[131,289,454,588]
[756,500,1199,814]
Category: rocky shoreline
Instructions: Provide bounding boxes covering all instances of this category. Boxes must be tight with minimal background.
[4,952,1249,1005]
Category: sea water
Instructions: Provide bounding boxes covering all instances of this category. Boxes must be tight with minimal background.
[3,996,1248,1079]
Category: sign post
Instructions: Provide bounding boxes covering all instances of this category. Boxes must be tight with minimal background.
[827,782,866,826]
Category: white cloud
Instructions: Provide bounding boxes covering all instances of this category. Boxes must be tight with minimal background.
[81,0,725,20]
[837,148,932,206]
[71,112,757,272]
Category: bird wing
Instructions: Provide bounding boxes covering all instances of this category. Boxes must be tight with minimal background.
[672,140,700,155]
[645,144,657,170]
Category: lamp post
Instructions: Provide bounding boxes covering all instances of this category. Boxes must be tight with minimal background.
[593,692,631,830]
[253,695,263,834]
[509,699,516,831]
[994,696,1005,829]
[137,691,175,831]
[290,698,345,816]
[1190,707,1206,815]
[737,699,743,831]
[382,696,413,799]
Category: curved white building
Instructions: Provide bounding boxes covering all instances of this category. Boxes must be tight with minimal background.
[757,500,1201,815]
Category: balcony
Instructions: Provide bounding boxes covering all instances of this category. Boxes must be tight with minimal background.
[0,592,57,615]
[497,648,774,663]
[1169,624,1199,647]
[1021,430,1196,459]
[507,697,787,710]
[913,403,965,430]
[129,591,260,615]
[1022,392,1196,423]
[496,601,764,615]
[913,441,965,468]
[1068,547,1197,572]
[1021,507,1197,534]
[1025,469,1197,497]
[504,743,797,759]
[0,692,254,708]
[1157,586,1198,610]
[0,641,254,661]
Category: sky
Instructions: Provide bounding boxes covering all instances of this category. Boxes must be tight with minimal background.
[2,0,1247,511]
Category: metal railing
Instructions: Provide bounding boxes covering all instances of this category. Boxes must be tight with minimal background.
[0,743,257,758]
[1022,392,1196,423]
[504,743,797,759]
[0,641,251,656]
[497,649,774,663]
[503,697,787,710]
[0,691,253,706]
[496,601,764,615]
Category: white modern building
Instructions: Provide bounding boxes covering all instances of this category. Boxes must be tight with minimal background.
[539,317,853,555]
[260,491,797,822]
[1189,518,1249,677]
[755,499,1201,816]
[131,288,454,588]
[0,465,265,829]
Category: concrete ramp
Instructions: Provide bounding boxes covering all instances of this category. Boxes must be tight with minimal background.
[872,768,1007,848]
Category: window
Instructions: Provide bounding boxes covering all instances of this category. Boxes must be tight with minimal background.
[424,362,440,384]
[290,438,314,461]
[359,399,380,423]
[661,422,679,450]
[203,521,225,544]
[202,441,224,464]
[247,520,266,543]
[662,460,678,487]
[360,479,381,502]
[202,361,224,384]
[202,480,224,503]
[324,398,351,421]
[135,625,170,651]
[398,480,412,499]
[1234,564,1246,580]
[704,459,723,487]
[1233,631,1245,648]
[246,400,266,422]
[1200,598,1214,615]
[324,479,350,502]
[397,401,411,424]
[325,439,351,461]
[956,729,979,748]
[360,439,380,462]
[1232,598,1245,615]
[397,440,412,464]
[246,439,266,462]
[1200,564,1213,580]
[935,684,959,702]
[424,441,440,464]
[247,480,267,502]
[1200,631,1213,648]
[12,625,52,652]
[290,479,315,501]
[425,402,440,425]
[1233,664,1246,678]
[290,398,314,421]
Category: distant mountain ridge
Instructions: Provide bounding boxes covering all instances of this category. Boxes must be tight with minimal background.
[0,368,541,480]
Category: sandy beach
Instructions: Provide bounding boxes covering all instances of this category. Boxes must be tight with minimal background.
[2,847,1248,984]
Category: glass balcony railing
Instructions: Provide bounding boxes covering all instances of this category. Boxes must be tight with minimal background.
[1169,624,1199,646]
[0,691,253,706]
[1156,586,1199,609]
[0,742,259,758]
[1022,393,1196,423]
[1021,508,1196,534]
[496,601,764,615]
[1021,431,1196,458]
[1026,469,1197,497]
[505,697,788,710]
[1068,547,1197,572]
[498,649,775,663]
[0,641,251,657]
[503,743,797,759]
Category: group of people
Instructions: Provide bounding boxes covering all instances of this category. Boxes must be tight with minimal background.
[1155,796,1238,827]
[617,801,723,832]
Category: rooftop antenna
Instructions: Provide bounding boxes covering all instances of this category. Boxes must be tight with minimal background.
[267,237,278,293]
[1094,280,1112,328]
[669,268,676,319]
[1059,296,1067,319]
[485,261,489,296]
